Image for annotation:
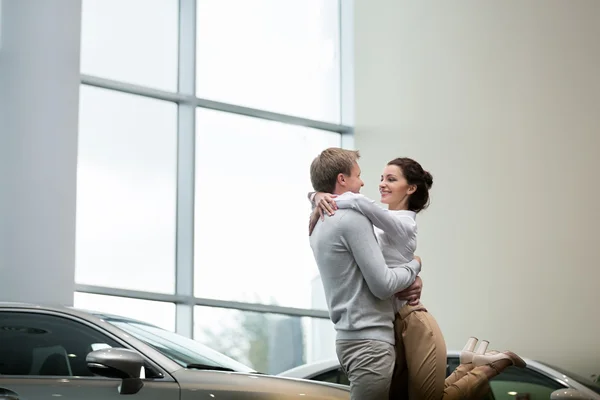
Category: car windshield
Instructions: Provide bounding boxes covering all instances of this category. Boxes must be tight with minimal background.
[539,362,600,395]
[102,316,256,374]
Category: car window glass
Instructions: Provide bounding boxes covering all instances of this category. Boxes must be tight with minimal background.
[106,318,255,373]
[312,368,350,386]
[489,365,565,400]
[337,370,350,386]
[0,312,120,377]
[449,356,567,400]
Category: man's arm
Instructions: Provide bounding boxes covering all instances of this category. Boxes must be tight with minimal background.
[335,192,415,237]
[341,214,421,300]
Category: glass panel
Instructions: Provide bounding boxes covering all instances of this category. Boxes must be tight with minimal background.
[76,86,177,294]
[194,108,341,308]
[74,292,176,332]
[196,0,341,123]
[81,0,178,91]
[193,306,336,375]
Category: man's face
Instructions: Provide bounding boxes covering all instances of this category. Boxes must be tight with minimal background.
[345,161,364,193]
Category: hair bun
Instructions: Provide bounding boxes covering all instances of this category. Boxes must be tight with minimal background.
[423,171,433,188]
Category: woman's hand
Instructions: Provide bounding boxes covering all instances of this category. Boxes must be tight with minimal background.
[396,276,423,306]
[313,192,338,220]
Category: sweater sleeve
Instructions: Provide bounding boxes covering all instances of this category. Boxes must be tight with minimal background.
[335,192,415,237]
[340,213,420,299]
[307,191,317,210]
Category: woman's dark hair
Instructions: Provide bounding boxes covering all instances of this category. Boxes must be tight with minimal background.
[387,157,433,213]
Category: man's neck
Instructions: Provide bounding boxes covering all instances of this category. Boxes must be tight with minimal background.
[332,185,350,196]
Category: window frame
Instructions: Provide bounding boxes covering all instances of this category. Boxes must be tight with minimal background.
[75,0,354,351]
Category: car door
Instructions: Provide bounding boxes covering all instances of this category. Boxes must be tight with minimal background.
[0,310,179,400]
[447,356,567,400]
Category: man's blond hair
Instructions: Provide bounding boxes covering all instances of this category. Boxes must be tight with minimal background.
[310,148,360,193]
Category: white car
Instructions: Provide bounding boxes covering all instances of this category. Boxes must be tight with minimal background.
[279,351,600,400]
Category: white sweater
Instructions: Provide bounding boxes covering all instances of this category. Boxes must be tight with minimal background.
[334,192,419,312]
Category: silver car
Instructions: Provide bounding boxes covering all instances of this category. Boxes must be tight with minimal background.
[0,302,349,400]
[279,355,600,400]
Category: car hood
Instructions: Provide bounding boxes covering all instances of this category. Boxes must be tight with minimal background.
[173,368,349,399]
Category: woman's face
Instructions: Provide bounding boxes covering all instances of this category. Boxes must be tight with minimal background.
[379,164,415,208]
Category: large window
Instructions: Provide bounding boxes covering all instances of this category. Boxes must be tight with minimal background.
[76,86,177,294]
[194,306,336,374]
[76,0,352,370]
[194,109,340,308]
[81,0,179,91]
[196,0,340,122]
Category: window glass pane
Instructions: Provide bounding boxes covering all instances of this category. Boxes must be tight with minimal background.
[74,292,176,332]
[105,316,253,373]
[196,0,341,123]
[313,370,349,386]
[194,109,341,308]
[0,311,121,376]
[193,306,335,375]
[489,366,565,400]
[76,86,177,294]
[81,0,178,91]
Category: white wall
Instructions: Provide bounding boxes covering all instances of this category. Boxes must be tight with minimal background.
[0,0,82,306]
[355,0,600,376]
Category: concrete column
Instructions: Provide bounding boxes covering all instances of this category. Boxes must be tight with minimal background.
[0,0,82,306]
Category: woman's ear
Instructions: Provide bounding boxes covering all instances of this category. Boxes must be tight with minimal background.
[407,184,417,195]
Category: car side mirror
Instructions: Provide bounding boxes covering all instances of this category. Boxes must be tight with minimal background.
[86,348,145,395]
[551,388,594,399]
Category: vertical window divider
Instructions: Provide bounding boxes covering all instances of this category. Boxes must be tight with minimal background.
[175,0,197,338]
[340,0,355,149]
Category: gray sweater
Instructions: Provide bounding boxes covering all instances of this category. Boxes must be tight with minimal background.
[309,209,421,345]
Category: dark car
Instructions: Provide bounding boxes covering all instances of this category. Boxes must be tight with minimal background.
[0,302,349,400]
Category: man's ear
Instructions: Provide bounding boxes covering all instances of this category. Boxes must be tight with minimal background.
[337,173,346,186]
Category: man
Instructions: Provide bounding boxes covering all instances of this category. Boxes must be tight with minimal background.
[308,148,422,400]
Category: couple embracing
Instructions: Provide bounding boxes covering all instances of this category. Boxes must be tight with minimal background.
[307,148,525,400]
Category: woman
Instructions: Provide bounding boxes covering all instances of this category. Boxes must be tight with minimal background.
[309,157,525,400]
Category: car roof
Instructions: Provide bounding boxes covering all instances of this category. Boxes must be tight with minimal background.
[0,302,163,350]
[0,302,158,327]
